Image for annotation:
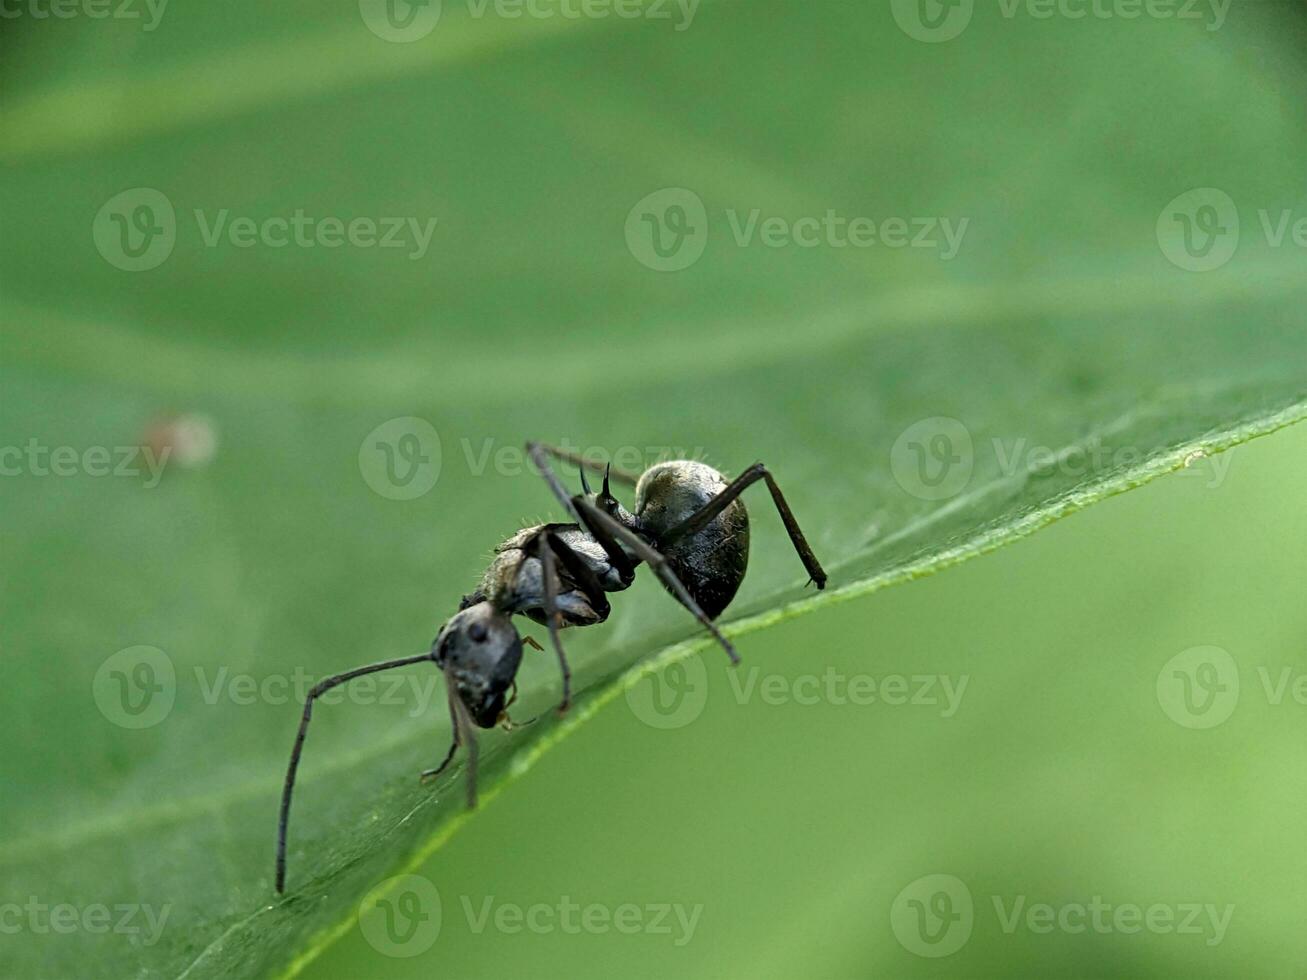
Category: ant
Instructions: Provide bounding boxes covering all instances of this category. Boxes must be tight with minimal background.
[275,442,827,893]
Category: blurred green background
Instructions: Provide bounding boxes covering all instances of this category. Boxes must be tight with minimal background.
[5,0,1307,977]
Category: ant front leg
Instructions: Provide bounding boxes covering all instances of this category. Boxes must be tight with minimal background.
[573,497,741,665]
[276,650,435,894]
[661,463,828,590]
[424,671,479,809]
[420,691,462,784]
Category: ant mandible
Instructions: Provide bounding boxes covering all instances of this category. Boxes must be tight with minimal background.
[275,442,827,893]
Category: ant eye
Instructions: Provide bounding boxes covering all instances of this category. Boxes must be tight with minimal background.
[468,623,488,643]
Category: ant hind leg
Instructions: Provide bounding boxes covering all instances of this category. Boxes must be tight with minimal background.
[660,463,827,590]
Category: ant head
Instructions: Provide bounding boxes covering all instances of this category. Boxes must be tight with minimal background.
[579,464,634,526]
[433,602,523,729]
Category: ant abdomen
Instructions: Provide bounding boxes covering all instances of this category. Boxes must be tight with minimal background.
[634,461,751,620]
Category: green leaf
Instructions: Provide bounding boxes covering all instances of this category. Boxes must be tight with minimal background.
[2,2,1307,978]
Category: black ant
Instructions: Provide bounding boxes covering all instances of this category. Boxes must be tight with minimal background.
[275,442,826,893]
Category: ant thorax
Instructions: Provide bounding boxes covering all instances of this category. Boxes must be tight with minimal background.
[478,524,630,628]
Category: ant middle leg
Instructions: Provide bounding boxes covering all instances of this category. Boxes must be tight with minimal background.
[660,463,827,589]
[534,532,572,714]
